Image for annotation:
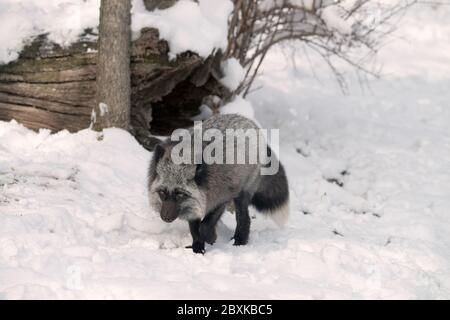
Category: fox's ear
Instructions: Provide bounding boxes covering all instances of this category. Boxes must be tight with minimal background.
[195,163,208,186]
[153,144,165,164]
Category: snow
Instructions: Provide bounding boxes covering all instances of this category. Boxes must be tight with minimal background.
[320,5,353,35]
[132,0,233,59]
[0,0,100,63]
[99,103,109,117]
[90,110,96,129]
[0,0,233,64]
[1,4,450,299]
[219,58,246,91]
[220,96,256,120]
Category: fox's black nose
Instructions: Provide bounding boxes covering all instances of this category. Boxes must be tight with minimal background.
[161,214,177,223]
[160,201,178,223]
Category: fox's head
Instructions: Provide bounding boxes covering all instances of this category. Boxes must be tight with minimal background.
[148,143,207,223]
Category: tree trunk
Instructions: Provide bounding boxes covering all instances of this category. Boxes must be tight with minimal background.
[94,0,131,131]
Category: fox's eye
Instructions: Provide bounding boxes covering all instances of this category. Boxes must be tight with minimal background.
[174,191,187,201]
[157,190,168,201]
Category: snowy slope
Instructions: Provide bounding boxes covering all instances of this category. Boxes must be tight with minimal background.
[1,4,450,299]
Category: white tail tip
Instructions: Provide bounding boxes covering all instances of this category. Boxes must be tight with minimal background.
[269,201,290,227]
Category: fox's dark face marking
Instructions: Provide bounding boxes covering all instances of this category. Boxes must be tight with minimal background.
[156,187,193,222]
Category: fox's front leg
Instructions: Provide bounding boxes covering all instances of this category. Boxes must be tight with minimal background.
[199,204,226,245]
[188,219,205,254]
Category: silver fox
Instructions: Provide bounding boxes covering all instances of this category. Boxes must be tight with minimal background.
[148,114,290,254]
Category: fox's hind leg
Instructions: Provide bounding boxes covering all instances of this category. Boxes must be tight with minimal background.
[233,192,252,246]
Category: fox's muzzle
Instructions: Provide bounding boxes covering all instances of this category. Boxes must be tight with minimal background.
[160,200,178,223]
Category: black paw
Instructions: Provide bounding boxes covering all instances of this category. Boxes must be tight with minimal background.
[232,235,248,246]
[200,224,217,245]
[190,241,205,254]
[233,239,248,246]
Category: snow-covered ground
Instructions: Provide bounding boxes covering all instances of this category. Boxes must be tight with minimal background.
[1,4,450,299]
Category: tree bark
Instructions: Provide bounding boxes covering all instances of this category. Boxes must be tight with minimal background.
[94,0,131,131]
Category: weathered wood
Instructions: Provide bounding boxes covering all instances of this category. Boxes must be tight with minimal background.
[144,0,180,11]
[0,92,91,115]
[0,26,227,150]
[0,81,96,107]
[0,102,90,132]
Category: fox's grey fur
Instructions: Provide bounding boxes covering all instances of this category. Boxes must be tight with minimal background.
[148,114,289,254]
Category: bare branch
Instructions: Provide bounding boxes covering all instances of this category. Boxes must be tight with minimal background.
[225,0,418,95]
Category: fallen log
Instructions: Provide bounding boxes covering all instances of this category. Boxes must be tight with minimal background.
[0,26,228,150]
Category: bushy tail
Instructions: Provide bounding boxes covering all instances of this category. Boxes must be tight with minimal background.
[251,152,290,227]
